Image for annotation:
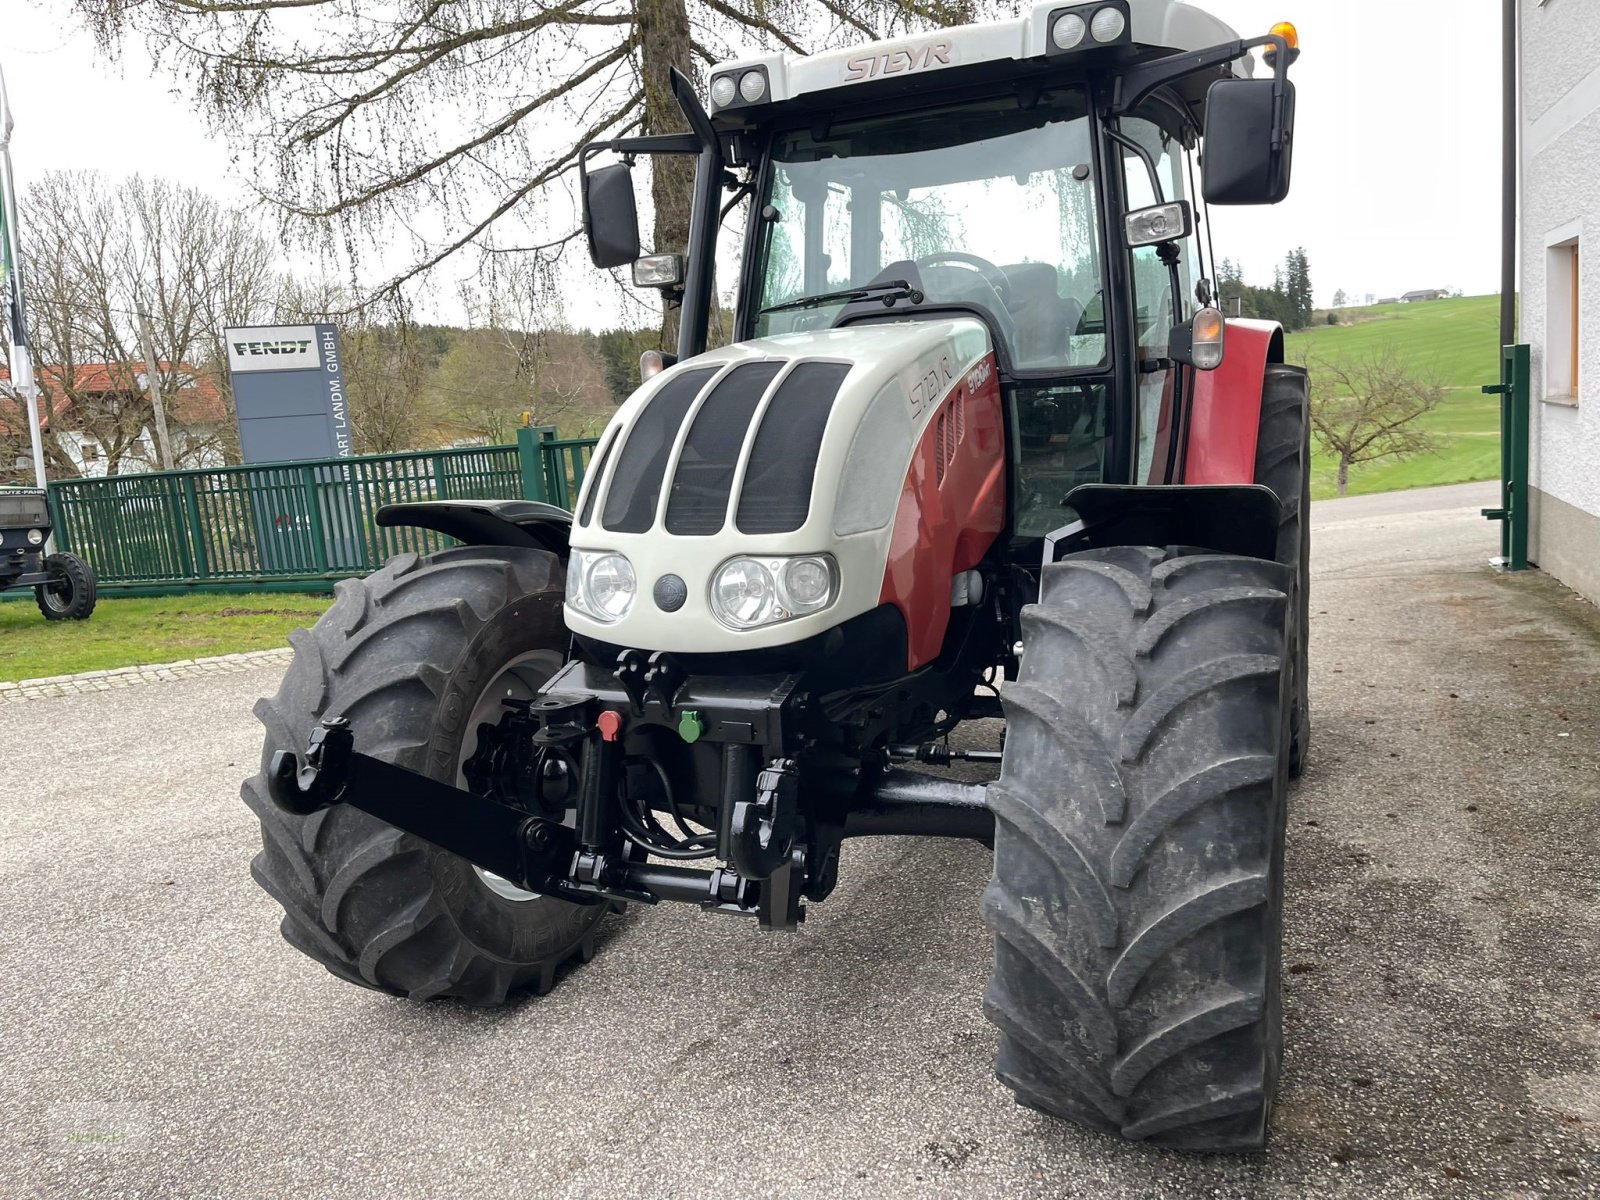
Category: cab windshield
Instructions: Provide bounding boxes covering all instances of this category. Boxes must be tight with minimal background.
[753,88,1105,372]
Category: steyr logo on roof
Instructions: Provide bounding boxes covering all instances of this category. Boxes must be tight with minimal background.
[844,41,953,83]
[233,340,312,357]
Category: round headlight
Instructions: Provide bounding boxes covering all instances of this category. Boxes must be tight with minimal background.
[738,71,767,103]
[783,558,832,610]
[711,559,776,628]
[1052,13,1087,48]
[585,553,636,622]
[710,75,737,108]
[26,528,44,545]
[1090,6,1127,41]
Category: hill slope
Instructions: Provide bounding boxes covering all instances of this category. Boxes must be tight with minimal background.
[1283,294,1502,499]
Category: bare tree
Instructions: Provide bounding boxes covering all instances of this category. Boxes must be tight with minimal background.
[278,280,433,454]
[1307,348,1445,497]
[67,0,994,339]
[433,262,610,442]
[0,171,278,475]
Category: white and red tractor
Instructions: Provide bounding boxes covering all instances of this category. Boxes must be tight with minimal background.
[257,0,1308,1151]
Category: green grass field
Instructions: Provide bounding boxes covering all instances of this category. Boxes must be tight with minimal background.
[0,593,332,682]
[1286,294,1503,500]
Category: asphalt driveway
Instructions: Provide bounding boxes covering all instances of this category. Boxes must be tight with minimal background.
[2,480,1596,1199]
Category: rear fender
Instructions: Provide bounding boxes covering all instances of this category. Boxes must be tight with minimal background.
[1048,484,1281,564]
[1185,320,1284,484]
[376,500,571,558]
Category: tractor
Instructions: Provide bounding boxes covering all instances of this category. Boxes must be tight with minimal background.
[0,487,95,619]
[256,0,1308,1152]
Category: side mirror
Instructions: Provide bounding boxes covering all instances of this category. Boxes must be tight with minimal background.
[582,162,642,268]
[1202,78,1295,205]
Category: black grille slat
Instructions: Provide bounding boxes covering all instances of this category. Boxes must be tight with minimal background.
[601,367,720,533]
[736,362,851,535]
[576,430,617,526]
[665,361,784,536]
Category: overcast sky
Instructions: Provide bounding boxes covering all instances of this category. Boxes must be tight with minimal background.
[3,0,1504,322]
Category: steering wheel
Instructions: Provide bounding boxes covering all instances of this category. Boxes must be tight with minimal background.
[915,251,1014,307]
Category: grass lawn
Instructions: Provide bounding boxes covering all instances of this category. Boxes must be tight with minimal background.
[1286,294,1504,500]
[0,592,332,682]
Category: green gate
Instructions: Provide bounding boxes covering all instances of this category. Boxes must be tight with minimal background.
[1481,344,1530,572]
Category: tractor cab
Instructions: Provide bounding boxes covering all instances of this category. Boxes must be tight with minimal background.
[581,0,1297,548]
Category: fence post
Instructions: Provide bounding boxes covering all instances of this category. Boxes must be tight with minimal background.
[45,483,67,555]
[1481,342,1530,572]
[164,475,196,579]
[518,424,549,503]
[180,475,210,579]
[300,465,330,574]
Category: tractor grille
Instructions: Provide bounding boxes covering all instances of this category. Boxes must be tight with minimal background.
[600,367,719,533]
[735,362,850,534]
[0,490,49,529]
[597,359,849,536]
[665,361,784,535]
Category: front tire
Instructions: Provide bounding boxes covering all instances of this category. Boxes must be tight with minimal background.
[984,545,1292,1150]
[35,551,96,620]
[1255,365,1311,776]
[241,545,608,1005]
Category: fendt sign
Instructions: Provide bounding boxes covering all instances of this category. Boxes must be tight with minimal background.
[225,322,360,572]
[225,323,351,463]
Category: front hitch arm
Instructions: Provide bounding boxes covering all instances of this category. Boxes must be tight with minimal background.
[266,717,583,898]
[264,717,770,918]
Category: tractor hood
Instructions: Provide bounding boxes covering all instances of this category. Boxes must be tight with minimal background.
[564,318,996,654]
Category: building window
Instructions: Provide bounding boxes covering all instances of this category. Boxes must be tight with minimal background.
[1546,235,1581,402]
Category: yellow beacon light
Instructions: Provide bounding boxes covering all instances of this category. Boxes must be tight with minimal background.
[1264,21,1300,65]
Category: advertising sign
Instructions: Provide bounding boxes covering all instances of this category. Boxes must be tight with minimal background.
[226,322,351,463]
[225,322,359,571]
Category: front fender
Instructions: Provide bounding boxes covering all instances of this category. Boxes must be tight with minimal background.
[376,500,571,558]
[1048,484,1281,564]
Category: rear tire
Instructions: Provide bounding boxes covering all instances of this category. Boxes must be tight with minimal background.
[984,545,1291,1150]
[34,552,96,620]
[241,545,608,1005]
[1255,365,1311,776]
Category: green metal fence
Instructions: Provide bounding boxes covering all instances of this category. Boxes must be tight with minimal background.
[46,429,599,594]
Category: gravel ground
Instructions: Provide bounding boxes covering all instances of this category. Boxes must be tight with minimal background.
[2,480,1596,1199]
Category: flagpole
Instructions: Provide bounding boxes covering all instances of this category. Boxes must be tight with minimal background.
[0,62,48,493]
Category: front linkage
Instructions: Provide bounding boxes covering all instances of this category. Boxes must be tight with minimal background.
[267,649,994,932]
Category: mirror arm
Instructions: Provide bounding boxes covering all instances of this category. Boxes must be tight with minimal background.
[1109,34,1290,122]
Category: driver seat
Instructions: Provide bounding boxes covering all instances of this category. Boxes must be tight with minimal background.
[1003,263,1077,365]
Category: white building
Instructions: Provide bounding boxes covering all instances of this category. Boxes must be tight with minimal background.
[1521,0,1600,602]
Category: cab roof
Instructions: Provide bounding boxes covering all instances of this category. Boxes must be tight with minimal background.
[707,0,1250,129]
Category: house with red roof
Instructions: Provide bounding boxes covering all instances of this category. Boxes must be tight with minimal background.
[1,360,231,477]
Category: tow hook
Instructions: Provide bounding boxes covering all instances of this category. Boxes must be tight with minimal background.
[267,717,354,815]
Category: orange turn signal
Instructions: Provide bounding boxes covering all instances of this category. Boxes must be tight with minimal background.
[1269,21,1299,50]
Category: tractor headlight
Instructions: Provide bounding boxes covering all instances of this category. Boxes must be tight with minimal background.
[1051,13,1087,48]
[710,75,738,108]
[566,549,636,623]
[26,528,43,545]
[1090,6,1126,42]
[710,554,837,630]
[738,70,767,103]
